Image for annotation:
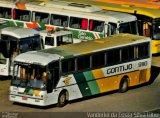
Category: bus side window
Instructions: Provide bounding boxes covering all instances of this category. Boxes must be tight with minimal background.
[143,22,151,37]
[62,58,75,74]
[107,49,120,65]
[45,37,54,46]
[81,18,88,30]
[121,46,135,62]
[32,11,49,24]
[0,7,12,19]
[51,14,68,27]
[77,55,90,71]
[13,9,30,21]
[92,52,105,68]
[69,17,81,29]
[89,20,104,32]
[137,43,149,59]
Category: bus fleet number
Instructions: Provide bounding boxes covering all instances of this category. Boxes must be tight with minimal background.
[138,61,148,67]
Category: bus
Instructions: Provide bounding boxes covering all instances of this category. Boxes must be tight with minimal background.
[0,0,138,43]
[10,33,151,107]
[40,29,73,49]
[94,0,160,9]
[0,27,74,77]
[0,27,43,77]
[60,0,160,54]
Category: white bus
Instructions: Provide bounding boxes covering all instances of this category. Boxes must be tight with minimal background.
[0,27,73,77]
[10,33,151,107]
[0,0,138,42]
[40,29,73,49]
[0,27,43,77]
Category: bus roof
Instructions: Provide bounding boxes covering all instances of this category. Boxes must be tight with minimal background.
[59,0,160,18]
[15,34,150,66]
[0,27,39,39]
[0,0,136,23]
[95,0,160,9]
[25,1,136,22]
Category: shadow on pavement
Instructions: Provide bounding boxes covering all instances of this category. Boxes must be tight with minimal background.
[13,102,57,109]
[149,66,160,84]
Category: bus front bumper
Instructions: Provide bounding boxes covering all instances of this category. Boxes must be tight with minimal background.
[9,94,47,106]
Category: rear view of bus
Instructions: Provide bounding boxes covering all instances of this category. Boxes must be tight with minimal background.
[0,27,43,77]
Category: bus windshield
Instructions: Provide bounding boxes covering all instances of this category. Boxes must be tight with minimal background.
[12,64,46,90]
[119,21,137,34]
[1,35,42,58]
[19,35,42,53]
[153,19,160,40]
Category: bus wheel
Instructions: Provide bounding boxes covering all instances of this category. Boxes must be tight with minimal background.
[57,91,68,107]
[119,78,128,93]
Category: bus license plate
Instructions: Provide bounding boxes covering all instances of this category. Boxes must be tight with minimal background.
[22,97,27,100]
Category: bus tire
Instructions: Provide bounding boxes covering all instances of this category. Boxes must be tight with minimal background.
[119,78,128,93]
[57,90,68,107]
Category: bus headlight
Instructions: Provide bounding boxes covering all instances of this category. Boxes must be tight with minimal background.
[34,90,40,96]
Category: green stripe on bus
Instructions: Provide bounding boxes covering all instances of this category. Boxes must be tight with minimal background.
[74,71,100,95]
[78,82,92,97]
[70,29,103,40]
[8,21,16,27]
[74,72,86,83]
[16,22,24,27]
[99,34,104,38]
[83,71,94,81]
[87,81,100,95]
[38,22,46,30]
[83,71,100,95]
[74,72,92,96]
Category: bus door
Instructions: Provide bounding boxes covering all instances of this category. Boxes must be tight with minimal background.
[47,62,60,93]
[108,22,117,35]
[103,23,109,37]
[9,39,19,75]
[0,40,9,76]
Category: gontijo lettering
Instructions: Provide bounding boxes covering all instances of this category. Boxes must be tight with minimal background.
[107,64,132,74]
